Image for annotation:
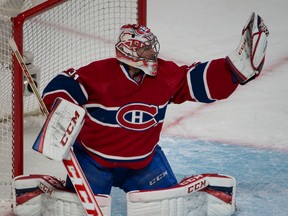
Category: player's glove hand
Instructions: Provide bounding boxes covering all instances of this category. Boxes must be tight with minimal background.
[226,12,269,84]
[33,98,85,161]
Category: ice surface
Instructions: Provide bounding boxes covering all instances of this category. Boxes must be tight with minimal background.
[3,0,288,215]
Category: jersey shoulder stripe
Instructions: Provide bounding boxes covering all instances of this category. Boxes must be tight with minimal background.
[43,73,88,105]
[187,61,216,103]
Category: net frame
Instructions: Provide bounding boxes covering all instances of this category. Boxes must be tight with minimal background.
[0,0,146,203]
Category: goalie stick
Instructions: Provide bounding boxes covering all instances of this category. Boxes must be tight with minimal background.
[9,38,103,216]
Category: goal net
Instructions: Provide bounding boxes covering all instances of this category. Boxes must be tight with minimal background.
[0,0,146,205]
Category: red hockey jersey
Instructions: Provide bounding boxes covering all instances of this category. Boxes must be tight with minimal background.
[42,58,238,169]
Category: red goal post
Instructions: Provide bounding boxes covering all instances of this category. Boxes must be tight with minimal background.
[0,0,146,203]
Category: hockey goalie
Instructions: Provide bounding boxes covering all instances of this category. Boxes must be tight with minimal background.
[13,12,268,216]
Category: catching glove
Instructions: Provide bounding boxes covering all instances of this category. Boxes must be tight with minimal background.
[226,12,269,84]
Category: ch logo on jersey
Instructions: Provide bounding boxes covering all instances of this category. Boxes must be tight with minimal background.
[116,103,158,131]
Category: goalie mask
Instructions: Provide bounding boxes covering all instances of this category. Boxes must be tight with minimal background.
[115,24,160,76]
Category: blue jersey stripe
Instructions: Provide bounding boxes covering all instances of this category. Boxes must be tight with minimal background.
[43,74,87,105]
[188,62,215,103]
[86,106,118,125]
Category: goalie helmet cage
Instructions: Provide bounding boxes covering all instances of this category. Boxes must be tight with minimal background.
[0,0,146,203]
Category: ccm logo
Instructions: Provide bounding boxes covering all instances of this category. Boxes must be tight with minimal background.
[60,110,81,146]
[187,180,207,193]
[39,182,53,196]
[238,38,247,55]
[179,175,203,186]
[149,171,168,186]
[66,164,99,214]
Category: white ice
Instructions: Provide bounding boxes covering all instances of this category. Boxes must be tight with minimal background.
[150,0,288,151]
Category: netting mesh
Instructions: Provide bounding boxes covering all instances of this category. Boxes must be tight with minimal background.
[0,0,140,203]
[23,0,138,115]
[0,7,14,202]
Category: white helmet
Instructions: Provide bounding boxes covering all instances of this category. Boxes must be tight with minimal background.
[115,24,160,76]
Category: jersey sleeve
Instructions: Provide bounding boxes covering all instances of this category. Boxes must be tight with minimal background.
[42,68,88,111]
[172,58,239,104]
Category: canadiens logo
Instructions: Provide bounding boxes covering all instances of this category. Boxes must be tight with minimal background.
[116,103,159,131]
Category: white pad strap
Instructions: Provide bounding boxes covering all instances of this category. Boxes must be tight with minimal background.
[13,174,111,216]
[127,173,236,216]
[32,98,85,161]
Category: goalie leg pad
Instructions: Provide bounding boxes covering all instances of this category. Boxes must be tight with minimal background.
[127,173,236,216]
[13,174,111,216]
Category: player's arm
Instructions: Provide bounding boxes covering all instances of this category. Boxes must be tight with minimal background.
[173,12,269,104]
[42,68,88,111]
[184,58,239,103]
